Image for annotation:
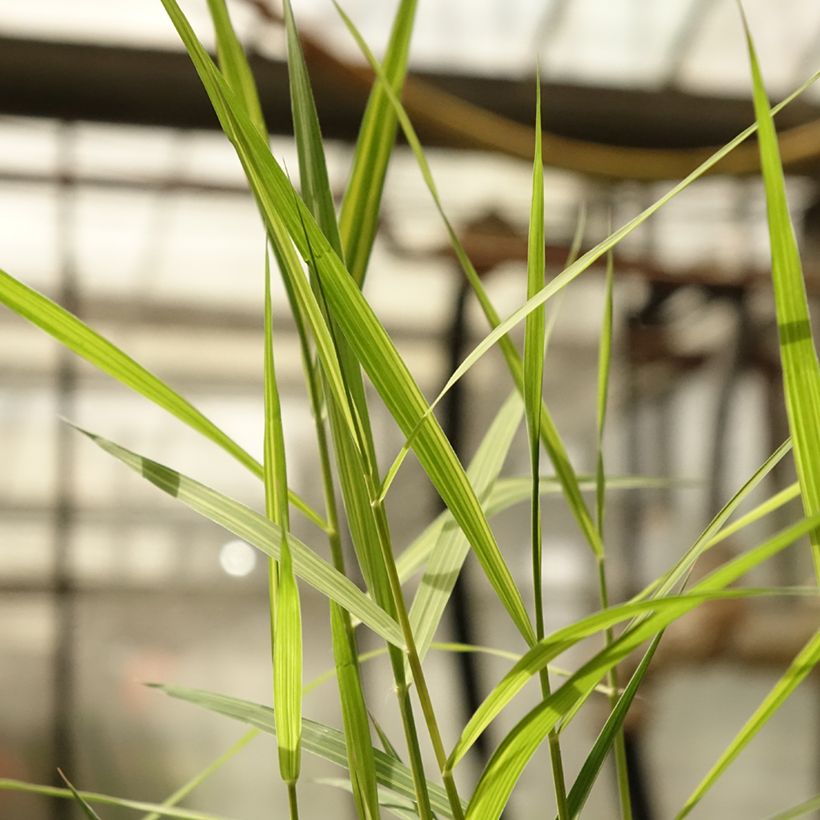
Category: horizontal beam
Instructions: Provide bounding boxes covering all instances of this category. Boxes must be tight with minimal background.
[2,35,818,153]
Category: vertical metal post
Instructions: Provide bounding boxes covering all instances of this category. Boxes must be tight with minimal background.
[51,121,78,819]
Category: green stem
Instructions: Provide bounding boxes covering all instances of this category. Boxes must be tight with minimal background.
[369,488,465,820]
[531,435,569,819]
[539,665,570,820]
[597,557,633,820]
[287,782,300,820]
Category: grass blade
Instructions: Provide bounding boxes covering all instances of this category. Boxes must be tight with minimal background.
[74,425,404,648]
[205,0,265,134]
[676,629,820,818]
[524,75,548,636]
[740,5,820,583]
[155,685,461,819]
[317,779,418,820]
[450,515,820,772]
[57,770,103,820]
[279,5,384,812]
[264,255,303,800]
[521,74,569,819]
[0,268,323,530]
[767,794,820,820]
[283,0,342,256]
[595,251,614,534]
[394,73,820,440]
[637,439,792,604]
[563,635,660,819]
[458,522,820,818]
[339,0,418,285]
[159,0,534,645]
[408,392,523,661]
[395,474,693,586]
[0,781,225,820]
[334,1,603,560]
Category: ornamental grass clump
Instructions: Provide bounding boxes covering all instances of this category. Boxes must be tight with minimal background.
[1,1,819,818]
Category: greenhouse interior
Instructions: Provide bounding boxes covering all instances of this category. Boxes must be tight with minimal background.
[1,1,819,819]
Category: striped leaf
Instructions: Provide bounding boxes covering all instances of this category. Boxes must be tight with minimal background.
[159,0,534,645]
[677,629,820,818]
[156,685,461,819]
[75,425,404,648]
[740,6,820,582]
[0,268,324,531]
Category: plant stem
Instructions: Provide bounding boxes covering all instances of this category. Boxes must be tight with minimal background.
[369,488,465,820]
[597,557,633,820]
[287,782,299,820]
[539,666,570,820]
[531,426,569,818]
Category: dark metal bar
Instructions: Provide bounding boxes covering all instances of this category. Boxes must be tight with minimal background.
[439,278,491,765]
[1,35,818,150]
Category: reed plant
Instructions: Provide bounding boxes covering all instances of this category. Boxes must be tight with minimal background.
[1,1,819,818]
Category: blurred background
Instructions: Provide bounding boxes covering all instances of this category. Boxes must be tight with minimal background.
[1,1,819,818]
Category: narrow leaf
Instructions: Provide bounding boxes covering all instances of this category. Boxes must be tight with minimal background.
[333,0,603,559]
[0,781,224,820]
[677,629,820,818]
[159,0,534,644]
[283,0,342,255]
[339,0,418,284]
[394,74,820,442]
[206,0,266,134]
[564,636,660,819]
[0,269,323,530]
[740,6,820,581]
[264,255,303,788]
[75,425,404,647]
[595,251,614,533]
[58,770,103,820]
[408,392,523,662]
[156,685,459,819]
[460,525,820,818]
[452,516,820,772]
[767,794,820,820]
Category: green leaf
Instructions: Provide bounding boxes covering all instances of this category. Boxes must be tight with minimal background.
[155,685,460,819]
[450,586,810,776]
[277,7,383,812]
[766,794,820,820]
[0,780,225,820]
[159,0,534,645]
[396,474,692,587]
[58,770,103,820]
[564,635,660,819]
[740,6,820,582]
[205,0,266,134]
[676,629,820,818]
[334,1,603,561]
[451,510,819,771]
[596,251,614,534]
[459,521,820,818]
[637,439,793,604]
[339,0,418,285]
[75,425,404,648]
[408,392,523,662]
[283,0,343,257]
[264,255,303,788]
[317,778,420,820]
[0,268,324,531]
[524,73,550,651]
[395,72,820,447]
[327,603,382,820]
